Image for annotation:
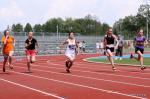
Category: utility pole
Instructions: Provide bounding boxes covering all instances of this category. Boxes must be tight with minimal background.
[56,25,59,42]
[146,0,149,39]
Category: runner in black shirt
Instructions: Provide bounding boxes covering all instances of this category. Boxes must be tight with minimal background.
[25,32,39,72]
[103,28,119,70]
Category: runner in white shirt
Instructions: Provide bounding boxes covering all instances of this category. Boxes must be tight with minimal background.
[62,32,77,73]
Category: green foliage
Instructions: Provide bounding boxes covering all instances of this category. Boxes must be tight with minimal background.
[33,24,42,32]
[11,14,109,35]
[11,23,23,32]
[87,58,150,66]
[113,4,150,39]
[24,23,32,32]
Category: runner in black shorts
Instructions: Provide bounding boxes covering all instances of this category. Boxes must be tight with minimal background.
[103,27,119,70]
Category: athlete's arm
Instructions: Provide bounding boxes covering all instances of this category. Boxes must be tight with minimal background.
[3,36,9,45]
[144,38,148,46]
[25,39,29,49]
[63,40,68,45]
[25,43,29,49]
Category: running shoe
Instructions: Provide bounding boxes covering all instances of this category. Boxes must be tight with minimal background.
[66,68,70,73]
[112,66,116,71]
[141,67,146,70]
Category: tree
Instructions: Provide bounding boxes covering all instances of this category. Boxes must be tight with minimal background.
[33,24,42,32]
[138,4,150,18]
[24,23,32,32]
[10,14,110,36]
[101,23,109,35]
[11,23,23,32]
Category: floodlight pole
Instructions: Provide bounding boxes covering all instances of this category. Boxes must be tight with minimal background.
[146,0,149,39]
[56,25,59,41]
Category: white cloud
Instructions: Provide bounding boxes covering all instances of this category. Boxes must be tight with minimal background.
[43,0,99,21]
[43,0,142,26]
[0,0,23,18]
[92,0,142,25]
[0,0,145,30]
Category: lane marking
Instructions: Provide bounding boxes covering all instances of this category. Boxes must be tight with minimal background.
[8,70,146,99]
[13,63,150,88]
[41,62,150,80]
[0,78,65,99]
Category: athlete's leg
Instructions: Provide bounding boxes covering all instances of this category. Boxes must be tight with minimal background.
[65,55,75,73]
[8,51,14,69]
[106,49,116,70]
[3,55,8,72]
[136,50,146,70]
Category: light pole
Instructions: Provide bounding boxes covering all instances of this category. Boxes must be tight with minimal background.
[56,25,59,41]
[145,0,149,39]
[146,14,149,39]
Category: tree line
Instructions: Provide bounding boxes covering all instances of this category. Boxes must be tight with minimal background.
[11,4,150,38]
[11,14,109,36]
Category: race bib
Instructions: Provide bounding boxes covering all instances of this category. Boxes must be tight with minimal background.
[68,45,76,50]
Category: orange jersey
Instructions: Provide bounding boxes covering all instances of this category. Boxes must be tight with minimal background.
[1,36,15,54]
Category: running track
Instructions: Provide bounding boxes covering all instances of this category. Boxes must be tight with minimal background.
[0,54,149,99]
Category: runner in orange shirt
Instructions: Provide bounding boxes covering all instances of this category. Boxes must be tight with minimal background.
[1,30,15,72]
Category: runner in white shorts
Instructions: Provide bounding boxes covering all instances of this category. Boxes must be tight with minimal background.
[62,32,77,73]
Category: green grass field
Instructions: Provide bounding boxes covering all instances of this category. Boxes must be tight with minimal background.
[86,58,150,66]
[85,47,150,67]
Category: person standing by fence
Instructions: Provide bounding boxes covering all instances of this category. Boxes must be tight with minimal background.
[115,35,124,60]
[96,41,100,53]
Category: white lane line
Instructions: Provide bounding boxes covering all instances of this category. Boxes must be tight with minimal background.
[47,60,150,75]
[36,62,150,81]
[8,70,146,99]
[14,62,150,81]
[13,63,150,88]
[17,57,150,75]
[0,78,65,99]
[59,61,150,71]
[83,60,150,72]
[83,57,150,67]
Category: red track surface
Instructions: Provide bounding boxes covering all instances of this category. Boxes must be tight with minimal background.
[0,54,149,99]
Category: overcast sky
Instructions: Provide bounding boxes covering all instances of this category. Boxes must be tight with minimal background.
[0,0,149,30]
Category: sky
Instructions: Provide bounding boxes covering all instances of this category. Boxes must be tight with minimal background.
[0,0,149,30]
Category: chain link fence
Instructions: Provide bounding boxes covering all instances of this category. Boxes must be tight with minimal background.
[0,32,149,56]
[0,32,103,56]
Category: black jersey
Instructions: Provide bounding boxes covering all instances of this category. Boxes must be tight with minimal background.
[104,35,115,45]
[25,38,37,50]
